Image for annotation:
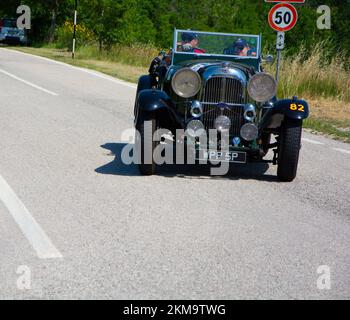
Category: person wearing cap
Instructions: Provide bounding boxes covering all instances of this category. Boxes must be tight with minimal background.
[180,32,206,54]
[224,38,257,57]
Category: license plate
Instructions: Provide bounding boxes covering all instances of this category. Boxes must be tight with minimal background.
[197,150,247,164]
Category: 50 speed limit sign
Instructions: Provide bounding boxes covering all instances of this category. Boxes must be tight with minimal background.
[268,3,298,32]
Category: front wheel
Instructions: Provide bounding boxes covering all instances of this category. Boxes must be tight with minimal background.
[277,118,302,182]
[135,115,157,175]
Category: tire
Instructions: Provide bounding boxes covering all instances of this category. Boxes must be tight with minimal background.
[136,116,157,175]
[277,118,302,182]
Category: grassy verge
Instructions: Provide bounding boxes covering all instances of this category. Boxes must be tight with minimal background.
[10,46,149,83]
[8,45,350,143]
[304,118,350,142]
[304,98,350,142]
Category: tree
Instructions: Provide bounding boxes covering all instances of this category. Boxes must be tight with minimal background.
[1,0,349,56]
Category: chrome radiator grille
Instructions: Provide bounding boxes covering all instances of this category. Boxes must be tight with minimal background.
[202,77,244,104]
[201,77,245,136]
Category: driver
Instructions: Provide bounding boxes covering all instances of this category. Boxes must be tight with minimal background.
[224,38,257,57]
[181,32,206,54]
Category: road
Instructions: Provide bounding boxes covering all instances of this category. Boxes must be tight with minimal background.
[0,48,349,299]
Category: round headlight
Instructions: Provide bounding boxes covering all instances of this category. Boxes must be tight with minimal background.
[172,68,202,98]
[186,120,206,138]
[214,115,231,132]
[248,72,277,103]
[240,123,258,141]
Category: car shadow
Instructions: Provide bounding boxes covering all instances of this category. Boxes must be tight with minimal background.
[95,143,278,182]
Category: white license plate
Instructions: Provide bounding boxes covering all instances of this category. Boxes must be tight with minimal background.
[197,150,247,164]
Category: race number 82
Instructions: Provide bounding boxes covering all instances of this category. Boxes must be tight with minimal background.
[290,103,305,112]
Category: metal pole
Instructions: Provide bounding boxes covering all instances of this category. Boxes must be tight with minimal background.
[275,31,285,84]
[72,0,77,59]
[276,49,281,83]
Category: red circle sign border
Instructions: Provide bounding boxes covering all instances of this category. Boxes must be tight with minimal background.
[268,3,298,32]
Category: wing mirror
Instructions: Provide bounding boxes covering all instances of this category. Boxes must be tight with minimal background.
[262,55,274,64]
[159,50,167,57]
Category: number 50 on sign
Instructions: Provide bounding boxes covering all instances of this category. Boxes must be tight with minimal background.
[268,3,298,32]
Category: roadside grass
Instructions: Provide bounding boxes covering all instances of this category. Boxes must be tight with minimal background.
[77,44,159,67]
[304,118,350,143]
[10,46,149,83]
[266,44,350,103]
[303,98,350,142]
[265,44,350,142]
[8,44,350,142]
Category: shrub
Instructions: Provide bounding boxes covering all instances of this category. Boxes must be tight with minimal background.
[56,21,95,49]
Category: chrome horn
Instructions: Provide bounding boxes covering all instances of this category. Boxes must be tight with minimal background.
[244,104,257,122]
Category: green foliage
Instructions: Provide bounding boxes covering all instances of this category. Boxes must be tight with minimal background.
[56,20,94,48]
[1,0,349,56]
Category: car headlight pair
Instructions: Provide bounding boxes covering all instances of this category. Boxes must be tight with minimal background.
[172,68,201,98]
[172,68,277,103]
[248,72,277,102]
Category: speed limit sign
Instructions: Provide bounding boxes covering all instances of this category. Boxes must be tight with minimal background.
[268,3,298,32]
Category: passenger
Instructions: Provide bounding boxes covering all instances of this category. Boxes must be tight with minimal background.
[181,32,206,54]
[224,38,257,57]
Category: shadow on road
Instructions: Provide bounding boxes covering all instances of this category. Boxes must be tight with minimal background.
[95,142,277,182]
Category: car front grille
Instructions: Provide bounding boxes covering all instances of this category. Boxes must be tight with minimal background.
[201,76,245,136]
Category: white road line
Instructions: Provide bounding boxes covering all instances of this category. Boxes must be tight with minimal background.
[0,175,62,259]
[333,148,350,155]
[301,138,325,145]
[0,68,58,96]
[0,48,137,89]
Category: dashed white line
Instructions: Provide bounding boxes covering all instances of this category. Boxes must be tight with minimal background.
[0,175,62,259]
[301,138,324,145]
[0,68,58,96]
[333,148,350,155]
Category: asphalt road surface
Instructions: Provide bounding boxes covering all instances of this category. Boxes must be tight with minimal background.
[0,48,349,300]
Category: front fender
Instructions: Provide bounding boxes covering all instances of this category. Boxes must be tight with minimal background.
[137,89,171,113]
[260,98,309,130]
[274,98,309,120]
[135,89,183,128]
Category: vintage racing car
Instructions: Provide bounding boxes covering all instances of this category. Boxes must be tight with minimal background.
[133,29,309,181]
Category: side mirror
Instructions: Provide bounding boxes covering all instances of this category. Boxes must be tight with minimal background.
[159,50,167,58]
[263,55,274,64]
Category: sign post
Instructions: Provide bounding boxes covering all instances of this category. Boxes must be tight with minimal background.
[268,2,298,83]
[72,0,78,59]
[275,31,285,82]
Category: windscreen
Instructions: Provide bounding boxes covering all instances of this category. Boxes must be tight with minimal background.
[175,30,259,58]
